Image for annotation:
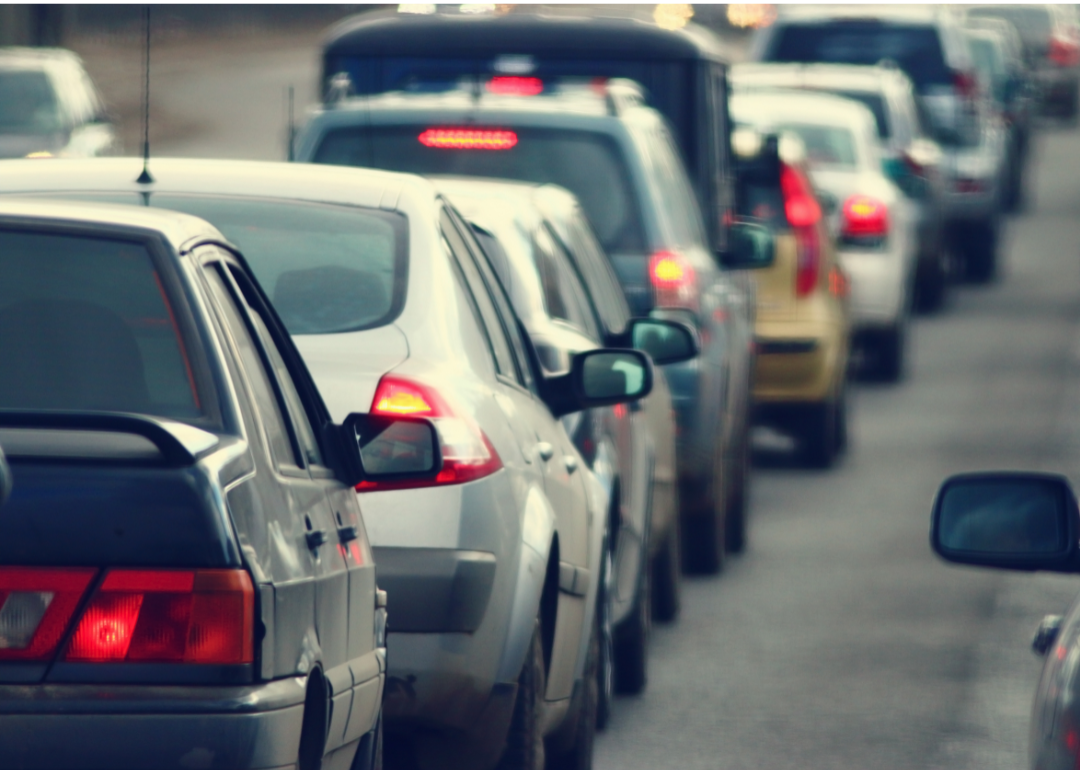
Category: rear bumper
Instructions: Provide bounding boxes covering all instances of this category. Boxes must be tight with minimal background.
[0,677,307,769]
[838,248,906,330]
[374,547,496,633]
[753,319,844,405]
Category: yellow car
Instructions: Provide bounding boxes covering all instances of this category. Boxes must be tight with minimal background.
[734,130,851,468]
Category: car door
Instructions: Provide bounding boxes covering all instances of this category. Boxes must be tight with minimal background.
[199,257,363,753]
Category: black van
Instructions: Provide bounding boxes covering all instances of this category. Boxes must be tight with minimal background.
[320,9,740,253]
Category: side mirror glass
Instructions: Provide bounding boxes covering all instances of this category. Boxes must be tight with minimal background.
[543,349,654,417]
[719,220,775,270]
[629,318,699,366]
[930,472,1078,572]
[0,446,11,508]
[341,413,442,484]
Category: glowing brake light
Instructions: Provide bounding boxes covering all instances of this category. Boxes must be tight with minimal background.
[486,76,544,96]
[65,569,254,664]
[649,251,698,310]
[359,376,503,491]
[418,128,518,150]
[840,195,889,244]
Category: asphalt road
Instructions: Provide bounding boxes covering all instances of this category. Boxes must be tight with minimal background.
[76,29,1080,770]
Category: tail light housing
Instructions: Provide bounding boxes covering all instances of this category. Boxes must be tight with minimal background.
[780,163,822,297]
[1050,35,1080,67]
[65,569,254,664]
[953,70,979,101]
[357,375,503,492]
[0,567,96,661]
[840,195,889,248]
[649,250,698,310]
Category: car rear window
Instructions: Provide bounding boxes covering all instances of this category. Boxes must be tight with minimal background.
[831,90,891,139]
[0,70,61,135]
[313,125,647,255]
[0,230,202,419]
[776,123,858,169]
[770,24,953,88]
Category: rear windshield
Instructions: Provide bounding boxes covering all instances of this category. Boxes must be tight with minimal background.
[0,230,202,419]
[26,194,410,336]
[776,123,858,168]
[0,70,61,135]
[771,24,952,88]
[313,126,647,254]
[831,90,890,139]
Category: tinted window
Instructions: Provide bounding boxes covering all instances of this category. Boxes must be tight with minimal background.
[314,126,646,255]
[832,90,891,139]
[0,70,61,134]
[0,230,202,419]
[150,195,408,336]
[560,215,631,335]
[771,24,952,88]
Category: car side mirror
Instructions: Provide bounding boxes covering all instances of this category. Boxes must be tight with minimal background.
[543,349,654,417]
[339,413,442,487]
[930,472,1080,572]
[622,318,699,366]
[718,220,775,270]
[0,446,11,508]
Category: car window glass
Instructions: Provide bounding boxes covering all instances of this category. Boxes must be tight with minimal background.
[0,69,62,135]
[544,224,602,341]
[441,209,520,382]
[203,263,302,470]
[657,129,709,247]
[562,215,631,335]
[226,265,324,468]
[0,229,204,421]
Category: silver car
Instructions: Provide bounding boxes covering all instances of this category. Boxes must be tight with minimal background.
[0,157,655,770]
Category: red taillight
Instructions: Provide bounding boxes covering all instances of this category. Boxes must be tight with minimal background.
[65,569,254,664]
[0,567,96,660]
[358,376,503,492]
[840,195,889,241]
[1050,36,1080,67]
[418,128,518,150]
[648,250,698,310]
[780,163,822,297]
[486,76,544,96]
[953,70,979,100]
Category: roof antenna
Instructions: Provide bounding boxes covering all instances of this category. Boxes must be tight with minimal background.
[136,5,153,185]
[285,85,296,161]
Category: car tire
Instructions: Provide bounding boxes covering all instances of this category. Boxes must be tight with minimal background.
[613,536,650,695]
[497,620,546,770]
[349,715,383,770]
[961,220,999,284]
[724,427,750,554]
[595,548,614,731]
[680,447,727,574]
[651,523,681,623]
[914,253,947,314]
[800,396,839,470]
[546,597,600,770]
[873,322,906,384]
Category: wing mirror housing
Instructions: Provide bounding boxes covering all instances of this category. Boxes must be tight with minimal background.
[718,220,775,270]
[610,318,700,366]
[930,472,1080,573]
[339,413,442,487]
[543,349,654,418]
[0,446,11,508]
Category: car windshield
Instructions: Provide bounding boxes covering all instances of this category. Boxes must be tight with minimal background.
[0,230,203,419]
[0,70,62,135]
[312,125,647,255]
[771,24,952,89]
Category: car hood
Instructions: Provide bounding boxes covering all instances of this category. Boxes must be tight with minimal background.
[293,323,410,423]
[0,132,64,159]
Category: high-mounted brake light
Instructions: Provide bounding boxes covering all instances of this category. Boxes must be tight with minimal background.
[841,195,889,244]
[0,567,96,661]
[780,163,823,297]
[64,569,254,664]
[418,128,518,151]
[359,376,503,492]
[649,251,698,310]
[486,76,544,96]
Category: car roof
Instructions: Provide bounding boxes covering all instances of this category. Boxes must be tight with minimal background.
[0,46,84,70]
[322,9,729,63]
[732,90,876,122]
[773,5,954,25]
[0,196,224,248]
[732,62,911,93]
[434,175,580,226]
[0,157,439,213]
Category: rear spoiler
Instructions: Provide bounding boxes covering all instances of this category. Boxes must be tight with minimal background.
[0,411,218,466]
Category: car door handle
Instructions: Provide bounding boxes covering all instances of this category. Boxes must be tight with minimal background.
[306,529,328,550]
[537,442,555,461]
[564,455,578,473]
[337,525,358,543]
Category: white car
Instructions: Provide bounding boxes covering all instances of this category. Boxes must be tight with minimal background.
[732,91,919,381]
